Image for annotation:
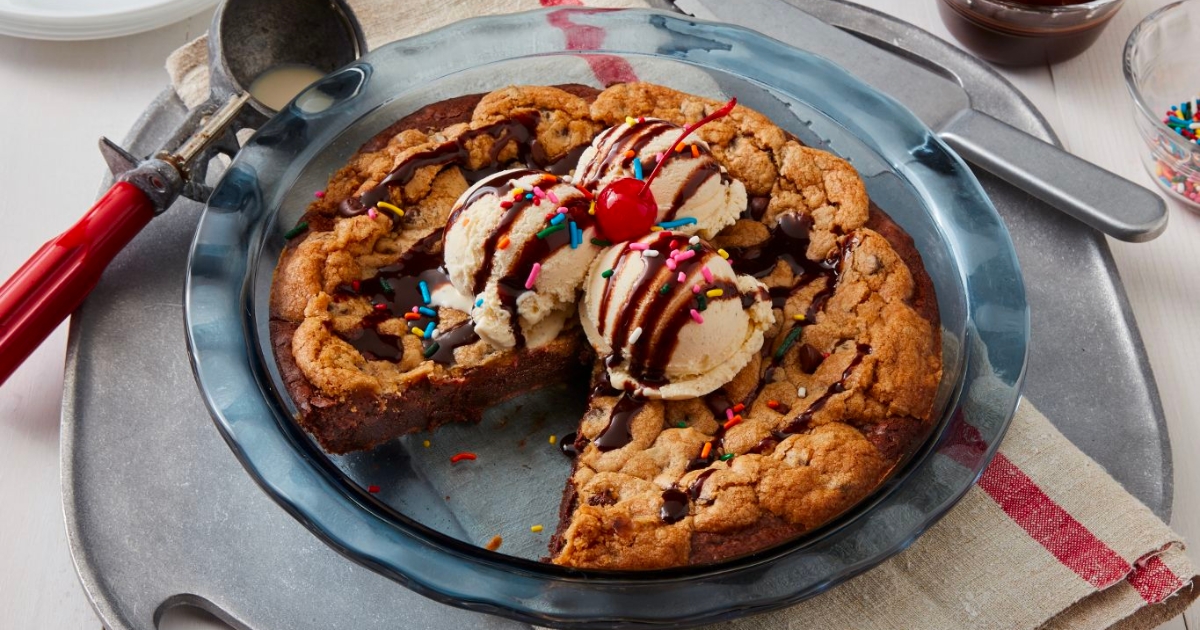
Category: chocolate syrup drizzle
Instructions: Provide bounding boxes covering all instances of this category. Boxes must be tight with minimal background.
[596,232,743,387]
[333,233,475,365]
[593,392,645,452]
[780,343,872,435]
[340,111,584,217]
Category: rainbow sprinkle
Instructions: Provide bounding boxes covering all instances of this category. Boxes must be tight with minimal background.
[424,321,435,339]
[419,280,431,304]
[498,235,511,250]
[377,201,404,217]
[550,213,566,226]
[677,271,686,283]
[284,222,309,239]
[450,452,477,464]
[1163,99,1200,143]
[658,217,697,229]
[717,248,730,259]
[531,524,544,533]
[475,297,484,307]
[525,262,541,289]
[629,326,644,344]
[367,207,378,219]
[706,288,724,298]
[549,435,557,445]
[775,326,803,360]
[601,269,614,278]
[701,267,714,283]
[700,442,713,459]
[643,249,660,258]
[633,158,644,180]
[314,191,325,199]
[690,309,704,324]
[536,223,566,239]
[418,306,436,317]
[423,343,440,359]
[629,242,649,251]
[411,326,425,338]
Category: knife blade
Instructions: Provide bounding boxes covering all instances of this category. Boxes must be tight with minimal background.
[676,0,1168,242]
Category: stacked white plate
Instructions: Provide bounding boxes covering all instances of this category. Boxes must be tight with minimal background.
[0,0,217,40]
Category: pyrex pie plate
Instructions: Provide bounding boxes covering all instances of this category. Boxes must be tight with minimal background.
[183,8,1027,627]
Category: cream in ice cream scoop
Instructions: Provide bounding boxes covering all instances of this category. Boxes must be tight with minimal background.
[580,230,774,399]
[574,118,746,239]
[444,169,603,350]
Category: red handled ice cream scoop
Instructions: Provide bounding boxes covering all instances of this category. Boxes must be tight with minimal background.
[0,101,246,386]
[0,0,367,386]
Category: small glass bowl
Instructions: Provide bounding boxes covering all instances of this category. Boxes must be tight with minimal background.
[1123,0,1200,211]
[938,0,1125,66]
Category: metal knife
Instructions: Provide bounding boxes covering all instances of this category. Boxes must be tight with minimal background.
[676,0,1168,242]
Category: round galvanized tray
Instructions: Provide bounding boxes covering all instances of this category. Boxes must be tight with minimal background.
[61,2,1170,629]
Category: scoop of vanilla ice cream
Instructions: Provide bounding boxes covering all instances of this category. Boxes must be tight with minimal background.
[575,118,746,239]
[580,231,773,399]
[444,169,603,350]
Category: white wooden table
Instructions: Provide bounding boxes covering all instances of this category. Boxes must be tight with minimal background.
[0,2,1194,628]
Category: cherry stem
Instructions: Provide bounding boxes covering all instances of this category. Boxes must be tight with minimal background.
[639,97,738,197]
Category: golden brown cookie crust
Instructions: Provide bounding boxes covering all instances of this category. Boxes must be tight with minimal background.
[269,82,942,568]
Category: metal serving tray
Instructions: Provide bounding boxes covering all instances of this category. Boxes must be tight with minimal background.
[61,2,1170,628]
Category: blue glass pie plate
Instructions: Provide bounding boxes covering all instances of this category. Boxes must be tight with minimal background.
[184,8,1028,628]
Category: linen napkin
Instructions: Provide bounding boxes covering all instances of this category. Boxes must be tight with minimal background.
[165,1,1198,627]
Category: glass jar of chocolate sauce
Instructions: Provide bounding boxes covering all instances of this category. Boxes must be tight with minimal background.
[938,0,1125,66]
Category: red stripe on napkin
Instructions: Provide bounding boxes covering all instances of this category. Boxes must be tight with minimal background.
[978,454,1132,589]
[542,2,639,85]
[942,416,1184,602]
[1128,554,1186,604]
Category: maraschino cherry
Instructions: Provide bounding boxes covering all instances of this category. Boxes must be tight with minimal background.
[592,97,738,243]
